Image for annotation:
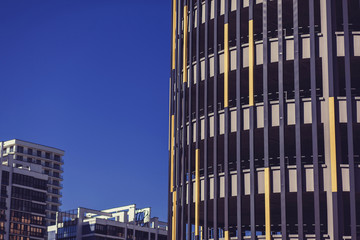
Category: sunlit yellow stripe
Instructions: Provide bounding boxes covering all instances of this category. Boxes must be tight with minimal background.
[329,97,337,192]
[264,167,271,240]
[224,23,229,108]
[183,5,188,83]
[172,191,177,240]
[195,149,200,237]
[172,0,177,70]
[170,115,175,192]
[200,226,203,240]
[249,20,254,106]
[225,230,229,240]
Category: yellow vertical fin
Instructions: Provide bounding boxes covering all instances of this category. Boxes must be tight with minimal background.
[170,115,175,192]
[249,20,254,106]
[224,23,229,108]
[329,97,337,192]
[265,167,271,240]
[172,191,177,240]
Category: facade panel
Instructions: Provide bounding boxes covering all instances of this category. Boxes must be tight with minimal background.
[168,0,360,239]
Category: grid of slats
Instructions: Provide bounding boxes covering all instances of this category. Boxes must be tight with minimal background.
[168,0,360,239]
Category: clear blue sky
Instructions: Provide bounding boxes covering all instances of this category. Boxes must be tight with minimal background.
[0,0,171,221]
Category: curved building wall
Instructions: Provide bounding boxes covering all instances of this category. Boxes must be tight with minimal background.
[168,0,360,240]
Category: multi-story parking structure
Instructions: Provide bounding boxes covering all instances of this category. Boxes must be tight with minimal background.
[168,0,360,240]
[2,139,65,226]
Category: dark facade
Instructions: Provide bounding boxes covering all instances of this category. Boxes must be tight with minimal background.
[168,0,360,240]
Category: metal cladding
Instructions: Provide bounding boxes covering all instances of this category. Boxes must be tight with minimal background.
[168,0,360,239]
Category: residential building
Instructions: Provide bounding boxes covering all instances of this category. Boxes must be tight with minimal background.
[0,153,48,239]
[47,205,168,240]
[2,139,65,226]
[168,0,360,239]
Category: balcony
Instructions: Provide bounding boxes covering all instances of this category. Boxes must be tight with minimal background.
[47,189,62,195]
[53,165,64,171]
[51,174,63,180]
[48,180,63,188]
[46,206,58,212]
[47,198,62,204]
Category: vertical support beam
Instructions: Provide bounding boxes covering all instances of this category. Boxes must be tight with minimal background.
[195,0,201,239]
[224,0,230,239]
[325,1,340,238]
[309,0,321,238]
[204,0,210,239]
[170,1,179,239]
[171,115,175,193]
[248,0,256,239]
[181,2,189,240]
[175,1,183,240]
[277,0,287,239]
[293,0,304,238]
[172,0,177,71]
[188,1,194,240]
[213,0,219,239]
[236,0,243,239]
[342,0,357,238]
[195,149,200,240]
[262,1,271,239]
[172,191,177,240]
[183,1,189,84]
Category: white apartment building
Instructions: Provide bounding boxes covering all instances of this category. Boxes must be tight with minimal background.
[1,139,65,226]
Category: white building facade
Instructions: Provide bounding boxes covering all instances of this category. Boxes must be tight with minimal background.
[48,205,168,240]
[2,139,65,226]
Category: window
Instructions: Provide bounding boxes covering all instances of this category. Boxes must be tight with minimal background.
[9,146,13,152]
[45,162,50,167]
[2,148,6,154]
[12,173,47,190]
[36,159,41,165]
[37,150,41,157]
[27,148,33,155]
[16,155,23,161]
[1,171,9,185]
[1,186,7,197]
[27,157,32,163]
[45,152,50,159]
[17,146,23,153]
[54,155,60,161]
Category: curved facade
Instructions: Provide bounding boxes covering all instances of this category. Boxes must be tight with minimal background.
[168,0,360,240]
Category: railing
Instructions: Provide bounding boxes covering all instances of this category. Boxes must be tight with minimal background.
[48,181,63,188]
[47,198,62,204]
[47,189,61,195]
[51,174,63,180]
